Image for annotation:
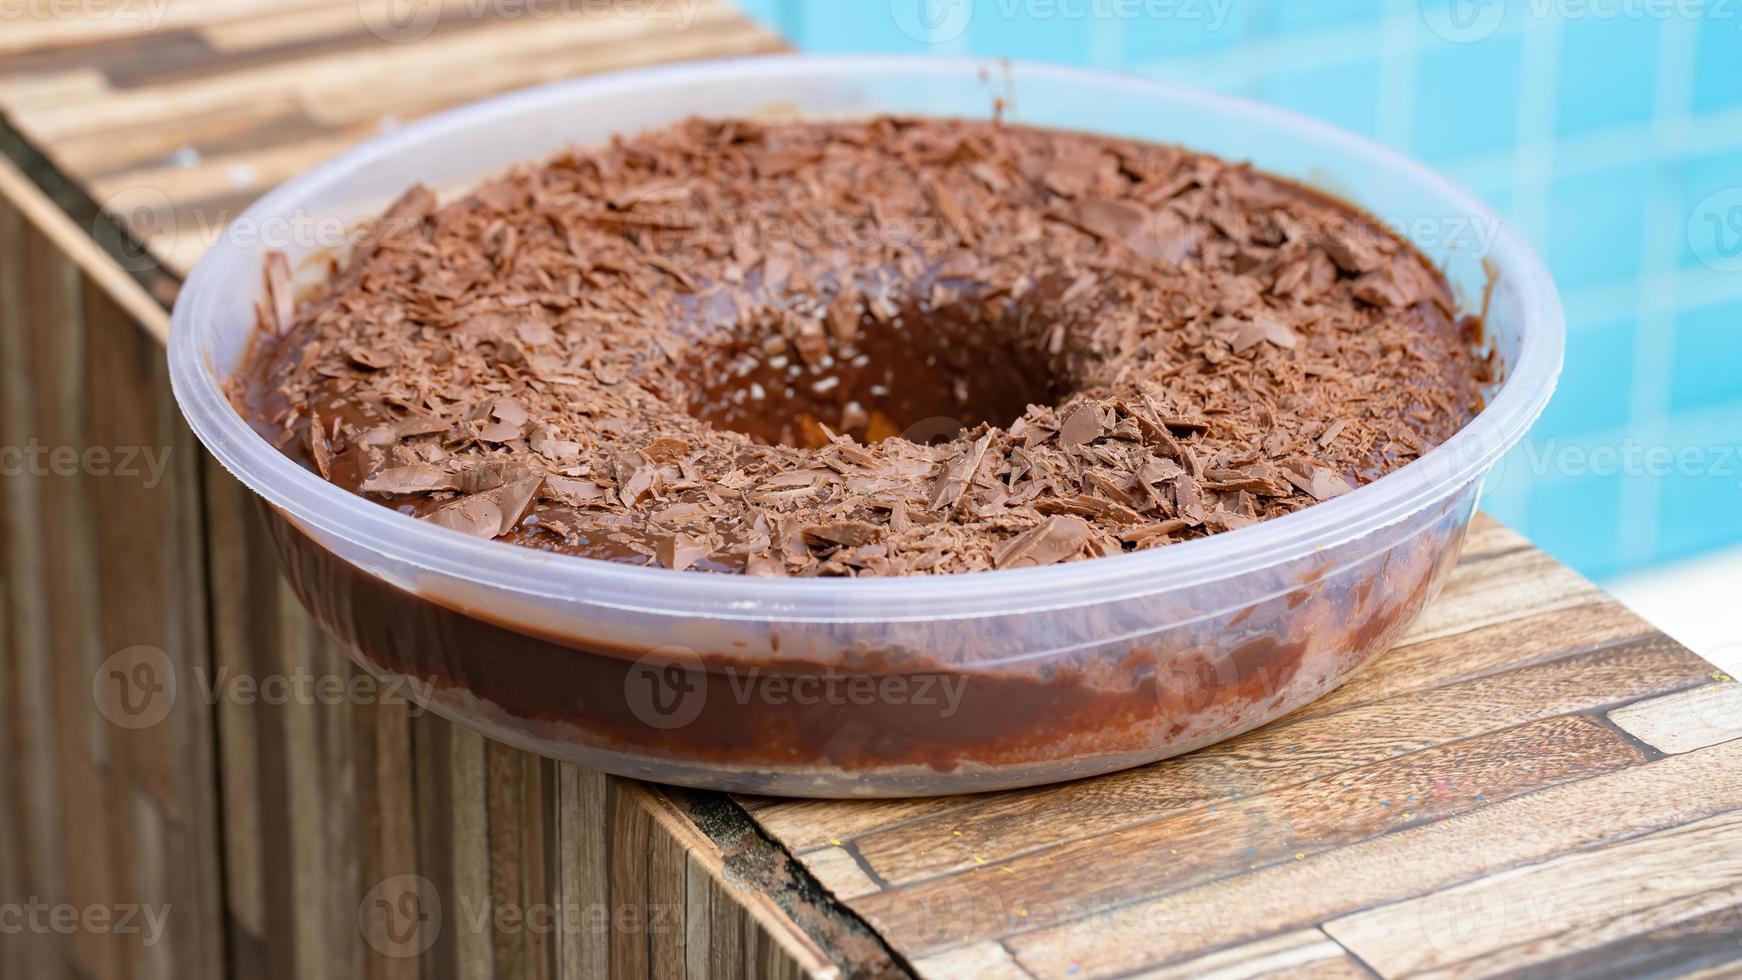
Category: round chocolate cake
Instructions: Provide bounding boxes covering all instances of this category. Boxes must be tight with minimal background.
[234,116,1487,576]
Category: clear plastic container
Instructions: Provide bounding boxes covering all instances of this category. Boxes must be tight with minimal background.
[169,56,1563,797]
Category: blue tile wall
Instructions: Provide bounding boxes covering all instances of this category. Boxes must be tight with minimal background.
[1692,15,1742,113]
[1676,148,1742,272]
[1556,18,1659,136]
[1527,466,1627,580]
[1537,317,1636,435]
[1256,59,1382,137]
[1547,163,1652,289]
[1671,299,1742,413]
[732,0,1742,580]
[1659,451,1742,562]
[1412,36,1525,160]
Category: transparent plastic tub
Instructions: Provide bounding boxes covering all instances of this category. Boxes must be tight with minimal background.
[169,56,1563,797]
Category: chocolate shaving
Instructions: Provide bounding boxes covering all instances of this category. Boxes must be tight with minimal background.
[1281,459,1356,501]
[929,433,992,512]
[656,532,710,571]
[1227,313,1298,353]
[803,521,882,548]
[229,116,1484,577]
[363,465,460,495]
[425,476,544,539]
[994,515,1091,569]
[1058,403,1103,447]
[263,253,295,335]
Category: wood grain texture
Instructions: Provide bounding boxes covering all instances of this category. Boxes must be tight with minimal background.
[1610,678,1742,754]
[0,0,784,281]
[0,174,225,980]
[1323,809,1742,978]
[743,527,1742,978]
[1122,928,1369,980]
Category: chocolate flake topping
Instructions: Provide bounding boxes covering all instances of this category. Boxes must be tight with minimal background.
[230,116,1485,576]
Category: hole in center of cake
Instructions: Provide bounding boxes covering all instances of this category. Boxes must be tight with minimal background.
[682,282,1074,450]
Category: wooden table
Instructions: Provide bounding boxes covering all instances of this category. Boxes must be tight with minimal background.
[2,5,1738,978]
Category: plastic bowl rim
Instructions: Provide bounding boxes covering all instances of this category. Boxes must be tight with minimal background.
[168,53,1565,621]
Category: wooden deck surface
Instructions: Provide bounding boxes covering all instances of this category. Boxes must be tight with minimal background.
[4,3,1740,978]
[739,516,1742,978]
[0,0,784,280]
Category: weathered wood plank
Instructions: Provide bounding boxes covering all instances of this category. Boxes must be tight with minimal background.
[854,715,1647,955]
[1122,929,1368,980]
[608,781,654,980]
[0,157,73,980]
[650,815,692,979]
[1298,600,1656,722]
[81,266,223,980]
[1323,808,1742,977]
[0,157,223,980]
[0,0,332,57]
[1503,900,1742,980]
[0,156,169,338]
[27,200,122,980]
[1003,738,1742,978]
[802,847,884,903]
[911,940,1034,979]
[1609,681,1742,754]
[843,636,1706,889]
[744,797,977,855]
